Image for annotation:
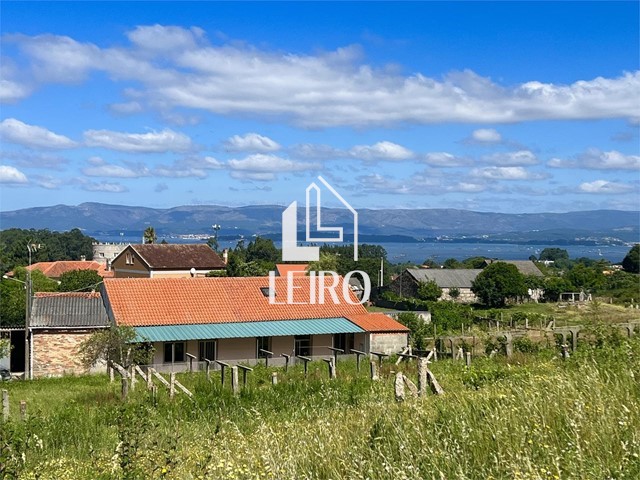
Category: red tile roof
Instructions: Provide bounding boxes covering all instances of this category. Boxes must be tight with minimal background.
[26,261,113,279]
[124,244,226,269]
[275,264,308,276]
[346,313,410,333]
[103,276,372,327]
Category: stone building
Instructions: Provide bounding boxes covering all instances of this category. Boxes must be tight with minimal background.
[29,292,110,377]
[92,242,129,267]
[389,268,483,303]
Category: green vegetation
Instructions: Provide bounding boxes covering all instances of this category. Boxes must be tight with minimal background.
[143,227,157,244]
[78,326,153,369]
[416,279,441,301]
[58,269,103,292]
[471,261,527,307]
[1,334,639,479]
[622,244,639,273]
[0,228,95,274]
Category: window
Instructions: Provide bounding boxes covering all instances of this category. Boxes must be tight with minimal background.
[333,333,354,354]
[125,252,134,265]
[260,287,275,298]
[257,337,272,358]
[294,335,311,356]
[163,342,185,363]
[199,340,216,362]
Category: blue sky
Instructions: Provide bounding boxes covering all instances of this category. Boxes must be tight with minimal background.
[1,1,639,214]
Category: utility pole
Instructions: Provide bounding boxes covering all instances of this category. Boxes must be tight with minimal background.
[25,243,40,380]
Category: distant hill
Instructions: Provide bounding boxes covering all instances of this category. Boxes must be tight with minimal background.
[0,202,638,244]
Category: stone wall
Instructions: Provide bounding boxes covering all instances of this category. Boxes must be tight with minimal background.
[440,287,477,303]
[32,330,98,377]
[370,333,408,355]
[388,271,419,298]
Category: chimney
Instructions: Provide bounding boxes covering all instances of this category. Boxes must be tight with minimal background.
[223,249,229,265]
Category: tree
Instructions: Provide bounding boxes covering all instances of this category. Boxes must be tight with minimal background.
[443,258,462,269]
[58,269,104,292]
[422,258,439,268]
[448,287,460,300]
[396,312,429,350]
[206,236,219,252]
[78,326,153,369]
[539,248,570,268]
[143,227,157,244]
[462,256,488,269]
[0,267,58,326]
[622,244,640,273]
[543,276,573,302]
[417,280,442,301]
[0,338,10,359]
[471,262,527,307]
[307,252,339,273]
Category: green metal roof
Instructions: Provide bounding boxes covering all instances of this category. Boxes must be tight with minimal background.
[135,318,364,342]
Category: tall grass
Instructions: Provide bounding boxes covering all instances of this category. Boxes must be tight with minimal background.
[1,338,639,479]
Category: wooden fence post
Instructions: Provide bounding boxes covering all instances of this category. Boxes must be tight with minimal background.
[2,390,8,422]
[109,365,114,383]
[186,353,196,373]
[465,351,471,368]
[146,367,153,390]
[281,354,290,372]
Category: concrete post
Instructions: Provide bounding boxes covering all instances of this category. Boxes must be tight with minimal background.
[394,372,405,402]
[370,360,379,381]
[418,358,428,396]
[231,366,239,396]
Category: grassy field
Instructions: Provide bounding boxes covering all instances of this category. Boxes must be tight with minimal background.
[2,334,639,479]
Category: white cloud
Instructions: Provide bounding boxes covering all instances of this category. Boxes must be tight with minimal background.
[0,150,67,169]
[0,79,32,103]
[81,181,128,193]
[126,25,205,53]
[82,162,149,178]
[153,165,206,178]
[549,148,640,170]
[83,128,192,153]
[33,175,63,189]
[224,133,281,152]
[483,150,538,166]
[108,101,143,115]
[578,180,635,194]
[289,143,345,160]
[350,141,414,161]
[471,128,502,143]
[0,118,77,149]
[422,152,471,167]
[9,28,638,127]
[0,165,28,184]
[154,182,168,193]
[471,166,548,180]
[227,153,319,181]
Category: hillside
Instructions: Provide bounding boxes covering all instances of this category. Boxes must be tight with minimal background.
[0,203,638,243]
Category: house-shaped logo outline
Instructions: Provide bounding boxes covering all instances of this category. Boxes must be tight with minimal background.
[281,176,358,262]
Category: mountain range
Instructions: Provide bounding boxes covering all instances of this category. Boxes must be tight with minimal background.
[1,203,638,245]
